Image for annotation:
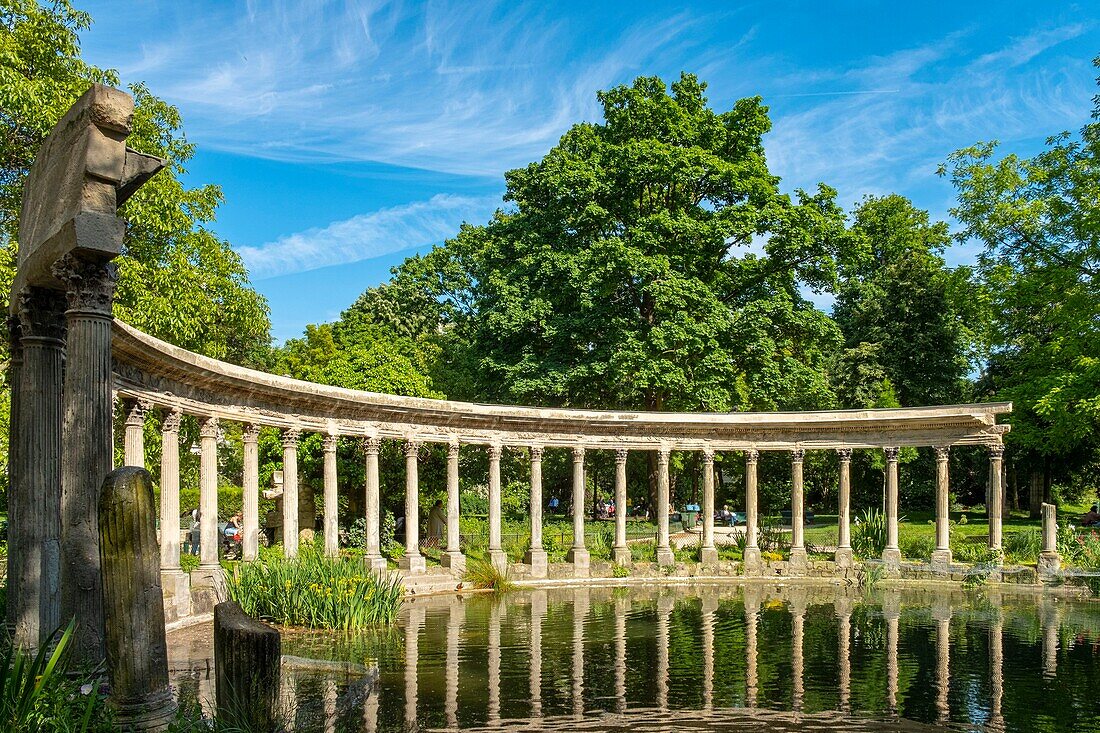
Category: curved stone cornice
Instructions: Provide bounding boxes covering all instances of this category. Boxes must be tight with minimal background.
[111,319,1012,451]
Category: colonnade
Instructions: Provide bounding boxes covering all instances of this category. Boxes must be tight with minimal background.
[121,396,1009,578]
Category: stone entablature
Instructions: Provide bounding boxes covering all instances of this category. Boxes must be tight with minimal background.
[112,320,1010,451]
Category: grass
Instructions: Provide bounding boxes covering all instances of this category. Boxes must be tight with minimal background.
[462,557,514,592]
[226,543,404,630]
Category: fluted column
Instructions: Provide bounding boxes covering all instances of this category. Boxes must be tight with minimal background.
[9,288,65,650]
[988,444,1005,556]
[199,417,221,570]
[55,255,117,665]
[400,439,426,573]
[488,443,507,571]
[122,399,148,468]
[612,448,631,565]
[281,427,301,558]
[159,411,183,571]
[882,447,901,567]
[835,448,853,567]
[700,448,718,565]
[241,424,260,562]
[323,434,339,557]
[656,446,675,567]
[441,441,465,574]
[525,446,548,576]
[566,446,590,575]
[743,449,761,574]
[1039,502,1061,578]
[363,437,386,571]
[789,448,807,571]
[932,446,952,570]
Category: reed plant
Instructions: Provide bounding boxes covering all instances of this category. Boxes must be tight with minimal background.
[227,544,404,630]
[462,557,514,592]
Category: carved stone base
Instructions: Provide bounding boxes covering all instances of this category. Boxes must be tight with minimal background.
[161,569,192,624]
[700,546,718,565]
[612,546,632,565]
[742,547,762,576]
[1038,551,1061,579]
[364,554,388,573]
[788,548,808,573]
[399,553,426,574]
[488,549,508,573]
[566,547,591,577]
[190,565,225,616]
[111,687,178,732]
[656,546,675,568]
[882,547,902,569]
[440,551,466,576]
[930,548,953,573]
[833,547,854,568]
[525,548,548,578]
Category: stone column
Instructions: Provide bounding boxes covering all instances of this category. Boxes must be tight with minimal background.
[363,437,386,571]
[835,448,853,567]
[882,446,901,568]
[932,446,952,570]
[399,439,426,573]
[281,428,301,558]
[9,288,66,650]
[566,446,591,575]
[241,424,260,562]
[199,417,221,571]
[743,449,761,574]
[55,255,118,665]
[612,448,630,565]
[487,443,507,571]
[322,434,339,557]
[159,411,183,571]
[441,441,465,574]
[789,448,807,571]
[5,317,23,638]
[1039,502,1061,578]
[988,444,1005,556]
[530,589,547,718]
[123,399,149,468]
[700,448,718,565]
[656,446,675,567]
[524,446,547,577]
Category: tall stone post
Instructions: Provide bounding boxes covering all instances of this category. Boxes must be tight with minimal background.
[281,427,301,558]
[988,444,1005,556]
[98,467,176,731]
[362,437,386,571]
[241,424,260,562]
[524,446,548,577]
[487,443,507,571]
[700,448,718,565]
[789,448,807,571]
[743,449,761,574]
[612,448,631,565]
[441,440,465,574]
[197,417,221,582]
[56,255,119,665]
[322,434,339,557]
[5,317,23,637]
[882,446,902,568]
[932,445,952,570]
[159,410,189,623]
[123,399,148,468]
[1039,502,1061,578]
[566,446,591,576]
[399,439,426,573]
[9,288,65,649]
[835,448,853,567]
[656,446,675,567]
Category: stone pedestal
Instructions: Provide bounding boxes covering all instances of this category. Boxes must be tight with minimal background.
[525,548,548,578]
[366,555,389,573]
[566,547,591,577]
[788,547,808,573]
[488,549,508,573]
[655,547,675,568]
[399,553,426,574]
[882,547,901,569]
[612,546,632,565]
[214,601,281,731]
[930,549,952,573]
[441,551,467,576]
[700,547,718,565]
[833,547,854,568]
[1038,552,1061,579]
[160,570,192,624]
[742,547,762,575]
[190,566,225,616]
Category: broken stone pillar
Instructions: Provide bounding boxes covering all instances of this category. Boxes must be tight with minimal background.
[487,443,507,572]
[566,446,592,574]
[524,446,547,576]
[362,436,387,571]
[789,448,807,572]
[742,449,761,574]
[98,466,176,731]
[655,446,674,568]
[281,427,301,558]
[123,398,148,468]
[612,448,630,565]
[882,447,902,568]
[441,441,466,574]
[158,410,189,623]
[834,448,853,567]
[931,445,952,571]
[214,601,281,730]
[322,434,339,557]
[398,439,426,573]
[1039,502,1061,578]
[241,424,260,562]
[700,448,718,565]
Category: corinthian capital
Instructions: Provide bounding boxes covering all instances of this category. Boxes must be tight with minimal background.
[883,446,900,462]
[199,416,219,439]
[835,447,853,462]
[281,427,302,449]
[15,286,66,341]
[123,398,151,427]
[242,423,261,443]
[934,445,950,462]
[323,434,339,452]
[51,254,118,314]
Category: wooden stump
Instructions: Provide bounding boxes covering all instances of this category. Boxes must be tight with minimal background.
[214,600,282,729]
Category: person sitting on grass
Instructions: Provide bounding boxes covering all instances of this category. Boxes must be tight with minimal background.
[1080,505,1100,527]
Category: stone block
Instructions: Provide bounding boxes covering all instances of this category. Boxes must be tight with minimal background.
[525,548,548,578]
[398,554,427,574]
[882,548,901,570]
[788,548,808,574]
[1038,552,1061,580]
[612,546,632,565]
[488,549,508,573]
[566,548,591,577]
[655,547,675,568]
[930,549,952,573]
[440,551,466,576]
[160,570,191,624]
[699,546,718,565]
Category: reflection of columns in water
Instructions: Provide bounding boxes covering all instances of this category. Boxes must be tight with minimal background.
[933,600,951,726]
[743,587,761,708]
[790,593,806,714]
[1042,600,1060,679]
[405,604,425,732]
[990,618,1004,729]
[323,677,337,733]
[488,599,502,725]
[363,674,379,733]
[884,593,900,715]
[835,597,853,713]
[656,595,674,711]
[530,590,547,719]
[573,589,590,719]
[614,594,628,714]
[702,591,718,711]
[445,599,462,729]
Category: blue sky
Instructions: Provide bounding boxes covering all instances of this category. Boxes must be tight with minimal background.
[79,1,1099,342]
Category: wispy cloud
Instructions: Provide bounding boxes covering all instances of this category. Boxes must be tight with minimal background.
[239,193,498,280]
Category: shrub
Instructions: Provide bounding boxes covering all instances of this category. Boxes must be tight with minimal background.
[612,564,630,578]
[1003,529,1042,563]
[179,553,200,574]
[852,509,888,558]
[630,540,657,562]
[380,511,398,556]
[952,540,1001,565]
[227,544,403,629]
[902,535,935,561]
[463,557,513,592]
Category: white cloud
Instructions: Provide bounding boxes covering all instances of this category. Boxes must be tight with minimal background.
[239,193,498,280]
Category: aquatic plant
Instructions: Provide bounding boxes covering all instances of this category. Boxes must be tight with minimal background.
[462,557,514,592]
[227,544,404,630]
[857,563,886,591]
[852,509,888,558]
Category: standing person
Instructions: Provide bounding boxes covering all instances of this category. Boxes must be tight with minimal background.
[190,509,201,556]
[428,500,446,541]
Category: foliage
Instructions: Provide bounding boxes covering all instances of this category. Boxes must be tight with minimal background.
[962,565,993,589]
[852,508,889,558]
[1003,529,1042,564]
[630,540,657,563]
[952,540,1002,565]
[901,535,935,561]
[226,544,403,630]
[612,563,630,578]
[856,563,886,591]
[462,557,513,592]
